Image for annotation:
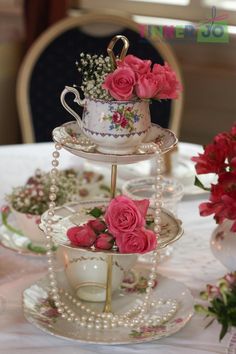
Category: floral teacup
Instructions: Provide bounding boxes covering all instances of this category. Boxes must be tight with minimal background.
[57,245,138,302]
[11,208,46,245]
[60,86,151,155]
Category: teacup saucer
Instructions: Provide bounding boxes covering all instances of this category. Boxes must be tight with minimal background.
[53,121,177,165]
[23,268,194,345]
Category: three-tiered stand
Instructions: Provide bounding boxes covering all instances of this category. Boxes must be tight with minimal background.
[23,37,194,345]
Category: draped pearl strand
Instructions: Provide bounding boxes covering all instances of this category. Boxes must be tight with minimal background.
[44,139,178,330]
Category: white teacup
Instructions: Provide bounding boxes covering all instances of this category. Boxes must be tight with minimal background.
[11,208,45,245]
[60,86,151,155]
[58,245,138,302]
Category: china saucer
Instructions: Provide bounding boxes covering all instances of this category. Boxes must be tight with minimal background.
[52,121,177,165]
[40,200,183,252]
[23,269,194,345]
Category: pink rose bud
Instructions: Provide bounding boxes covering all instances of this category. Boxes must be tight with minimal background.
[115,227,157,254]
[87,219,107,233]
[94,233,114,250]
[1,205,10,216]
[67,225,96,247]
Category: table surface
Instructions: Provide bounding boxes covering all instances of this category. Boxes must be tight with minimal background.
[0,142,235,354]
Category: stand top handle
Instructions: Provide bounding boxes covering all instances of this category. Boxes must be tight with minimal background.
[107,35,130,68]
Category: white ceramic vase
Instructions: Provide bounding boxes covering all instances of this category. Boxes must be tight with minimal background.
[210,219,236,271]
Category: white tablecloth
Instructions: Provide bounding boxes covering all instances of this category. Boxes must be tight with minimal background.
[0,142,235,354]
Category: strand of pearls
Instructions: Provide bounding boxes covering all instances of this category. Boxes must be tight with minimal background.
[44,139,178,330]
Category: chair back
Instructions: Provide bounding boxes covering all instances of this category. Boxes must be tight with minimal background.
[17,12,183,143]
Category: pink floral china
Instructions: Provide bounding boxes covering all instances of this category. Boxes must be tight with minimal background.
[60,87,151,155]
[23,271,194,345]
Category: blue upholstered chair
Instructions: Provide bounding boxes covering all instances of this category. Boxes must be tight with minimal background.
[16,12,183,143]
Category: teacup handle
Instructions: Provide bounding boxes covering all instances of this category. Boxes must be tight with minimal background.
[60,86,85,129]
[1,205,23,235]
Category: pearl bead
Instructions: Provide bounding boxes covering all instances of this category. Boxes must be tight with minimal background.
[52,160,59,167]
[53,151,60,158]
[50,185,57,193]
[55,143,62,150]
[49,193,56,201]
[51,168,58,175]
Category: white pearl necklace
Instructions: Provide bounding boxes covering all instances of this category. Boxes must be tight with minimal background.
[44,139,178,330]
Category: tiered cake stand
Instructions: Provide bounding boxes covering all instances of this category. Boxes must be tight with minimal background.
[23,121,194,345]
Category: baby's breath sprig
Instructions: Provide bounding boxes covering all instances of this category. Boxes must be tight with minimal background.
[76,53,113,100]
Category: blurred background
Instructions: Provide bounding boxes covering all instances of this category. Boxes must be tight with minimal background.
[0,0,235,145]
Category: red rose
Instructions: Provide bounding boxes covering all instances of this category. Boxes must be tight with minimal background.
[94,233,114,250]
[105,195,149,237]
[115,227,157,254]
[118,54,151,79]
[102,67,136,100]
[87,219,107,233]
[67,225,96,247]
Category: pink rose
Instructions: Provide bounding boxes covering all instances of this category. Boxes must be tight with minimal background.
[67,225,96,247]
[135,72,164,99]
[87,219,107,233]
[118,55,151,79]
[94,233,114,250]
[115,227,157,254]
[102,67,136,100]
[105,195,149,236]
[153,63,181,99]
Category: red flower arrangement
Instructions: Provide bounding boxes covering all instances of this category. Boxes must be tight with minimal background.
[66,195,157,254]
[192,123,236,231]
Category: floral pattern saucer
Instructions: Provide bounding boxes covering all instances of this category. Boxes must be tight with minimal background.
[40,199,183,252]
[52,121,177,165]
[23,269,194,345]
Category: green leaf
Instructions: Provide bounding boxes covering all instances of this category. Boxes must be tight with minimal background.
[194,176,211,192]
[27,243,47,254]
[219,322,228,341]
[87,207,103,218]
[99,184,111,193]
[146,219,154,227]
